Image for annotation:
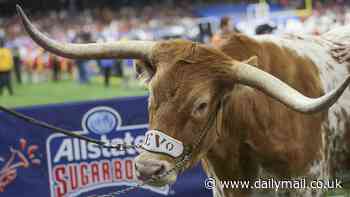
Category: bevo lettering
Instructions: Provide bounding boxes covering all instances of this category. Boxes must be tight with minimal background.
[166,142,174,151]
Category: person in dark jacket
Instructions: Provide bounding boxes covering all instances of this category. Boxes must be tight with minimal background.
[99,59,115,87]
[12,46,22,84]
[48,53,61,82]
[74,32,92,84]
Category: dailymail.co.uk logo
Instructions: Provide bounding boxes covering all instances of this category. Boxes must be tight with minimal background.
[46,106,170,197]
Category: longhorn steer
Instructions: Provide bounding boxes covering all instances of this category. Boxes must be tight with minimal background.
[17,5,350,197]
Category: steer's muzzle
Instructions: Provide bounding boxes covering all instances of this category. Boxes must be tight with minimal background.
[134,152,178,187]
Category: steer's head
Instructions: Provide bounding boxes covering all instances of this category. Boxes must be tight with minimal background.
[17,5,350,187]
[133,41,237,186]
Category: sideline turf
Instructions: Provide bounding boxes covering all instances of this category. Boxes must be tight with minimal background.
[0,78,147,108]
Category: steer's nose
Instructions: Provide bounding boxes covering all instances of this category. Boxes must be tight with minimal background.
[134,157,167,181]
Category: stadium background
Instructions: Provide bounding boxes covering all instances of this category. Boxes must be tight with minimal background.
[0,0,350,197]
[0,0,345,107]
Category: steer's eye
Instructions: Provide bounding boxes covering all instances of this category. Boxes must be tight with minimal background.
[192,102,208,118]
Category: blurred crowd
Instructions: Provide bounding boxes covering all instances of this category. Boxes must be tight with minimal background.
[0,2,194,94]
[284,1,350,35]
[0,0,350,95]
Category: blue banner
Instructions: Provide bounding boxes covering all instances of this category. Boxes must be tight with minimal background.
[0,96,211,197]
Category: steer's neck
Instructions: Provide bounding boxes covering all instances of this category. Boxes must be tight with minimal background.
[202,89,257,197]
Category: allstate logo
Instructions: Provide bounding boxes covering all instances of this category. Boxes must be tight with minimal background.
[82,107,122,135]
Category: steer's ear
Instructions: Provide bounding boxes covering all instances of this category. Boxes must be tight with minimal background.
[134,60,155,84]
[243,56,258,67]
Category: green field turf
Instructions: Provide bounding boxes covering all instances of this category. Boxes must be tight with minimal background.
[0,77,148,108]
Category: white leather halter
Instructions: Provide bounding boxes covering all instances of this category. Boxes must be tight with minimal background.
[141,130,184,158]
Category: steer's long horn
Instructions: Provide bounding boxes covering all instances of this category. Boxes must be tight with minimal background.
[16,5,155,60]
[233,62,350,113]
